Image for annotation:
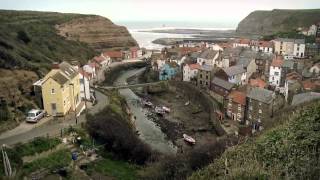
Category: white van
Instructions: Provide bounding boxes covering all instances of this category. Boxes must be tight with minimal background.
[26,109,46,123]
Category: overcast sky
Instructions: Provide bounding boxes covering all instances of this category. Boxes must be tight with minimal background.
[1,0,320,26]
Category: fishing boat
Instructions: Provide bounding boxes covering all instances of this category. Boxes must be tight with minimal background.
[183,134,196,145]
[162,106,171,113]
[155,106,165,116]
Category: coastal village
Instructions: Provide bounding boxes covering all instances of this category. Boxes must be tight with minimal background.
[0,7,320,179]
[148,22,320,135]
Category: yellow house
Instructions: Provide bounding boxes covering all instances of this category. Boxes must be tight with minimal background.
[41,62,81,116]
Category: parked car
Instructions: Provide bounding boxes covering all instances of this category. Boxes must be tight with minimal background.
[26,109,46,123]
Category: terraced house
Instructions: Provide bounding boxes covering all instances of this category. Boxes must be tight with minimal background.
[36,62,81,116]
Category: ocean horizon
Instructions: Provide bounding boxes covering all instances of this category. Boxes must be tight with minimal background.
[116,21,236,50]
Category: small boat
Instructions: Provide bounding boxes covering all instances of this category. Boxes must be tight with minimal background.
[185,101,190,106]
[162,106,171,113]
[155,106,165,116]
[183,134,196,145]
[143,100,153,107]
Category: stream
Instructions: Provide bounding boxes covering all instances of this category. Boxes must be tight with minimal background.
[114,68,177,154]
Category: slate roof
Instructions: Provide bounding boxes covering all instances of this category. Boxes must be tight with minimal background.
[199,64,213,71]
[237,57,254,67]
[211,77,234,90]
[223,65,246,76]
[275,38,305,44]
[247,87,274,104]
[291,92,320,106]
[59,62,78,79]
[52,71,69,85]
[199,49,219,59]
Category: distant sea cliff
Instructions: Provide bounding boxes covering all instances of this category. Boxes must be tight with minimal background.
[236,9,320,35]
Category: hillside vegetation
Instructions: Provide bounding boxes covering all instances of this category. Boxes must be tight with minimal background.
[189,101,320,179]
[237,9,320,35]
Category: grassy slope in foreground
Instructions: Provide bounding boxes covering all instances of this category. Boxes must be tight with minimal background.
[189,101,320,179]
[0,10,96,74]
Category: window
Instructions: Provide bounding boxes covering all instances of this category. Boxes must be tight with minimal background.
[205,82,208,86]
[200,74,203,78]
[274,72,279,76]
[64,100,66,106]
[80,79,84,84]
[200,80,203,85]
[51,88,55,94]
[206,75,209,80]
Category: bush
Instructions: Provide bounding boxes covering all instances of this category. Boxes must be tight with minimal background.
[140,136,238,180]
[14,137,61,157]
[22,149,70,175]
[17,30,31,44]
[86,93,155,165]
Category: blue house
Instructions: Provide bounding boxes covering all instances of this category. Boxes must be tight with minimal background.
[159,63,178,80]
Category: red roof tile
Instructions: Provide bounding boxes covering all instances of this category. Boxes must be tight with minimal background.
[302,80,320,90]
[228,91,246,105]
[188,63,201,70]
[93,56,106,63]
[286,72,302,81]
[258,41,273,48]
[103,51,123,58]
[250,78,267,88]
[271,56,284,67]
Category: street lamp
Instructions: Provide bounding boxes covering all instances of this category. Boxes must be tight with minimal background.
[69,83,78,124]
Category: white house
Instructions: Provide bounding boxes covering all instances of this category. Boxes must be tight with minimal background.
[250,41,273,54]
[183,63,200,82]
[269,56,284,88]
[222,65,247,85]
[83,63,97,79]
[233,39,250,48]
[274,38,305,59]
[79,69,91,100]
[197,49,220,66]
[309,63,320,75]
[293,39,306,58]
[308,25,317,36]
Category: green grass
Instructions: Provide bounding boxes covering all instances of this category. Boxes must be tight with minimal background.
[22,149,71,175]
[189,101,320,180]
[86,157,139,180]
[14,137,61,157]
[0,10,96,74]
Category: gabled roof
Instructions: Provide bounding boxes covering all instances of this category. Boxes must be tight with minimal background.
[275,38,305,44]
[59,62,78,79]
[228,91,246,105]
[247,87,274,104]
[51,71,69,85]
[199,49,219,59]
[291,92,320,106]
[237,57,254,68]
[211,77,234,90]
[250,78,267,88]
[223,65,246,76]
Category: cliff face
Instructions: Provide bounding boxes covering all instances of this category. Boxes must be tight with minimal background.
[56,16,138,51]
[236,9,320,35]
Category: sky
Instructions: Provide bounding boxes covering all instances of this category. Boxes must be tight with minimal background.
[1,0,320,28]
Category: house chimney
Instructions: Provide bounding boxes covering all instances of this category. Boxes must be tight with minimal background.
[52,62,60,69]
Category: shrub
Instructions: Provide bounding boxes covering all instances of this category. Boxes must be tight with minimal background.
[86,93,155,165]
[17,30,31,44]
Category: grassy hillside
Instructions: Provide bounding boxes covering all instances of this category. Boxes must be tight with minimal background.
[0,10,97,74]
[189,101,320,179]
[237,9,320,35]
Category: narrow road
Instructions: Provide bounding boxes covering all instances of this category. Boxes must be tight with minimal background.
[0,90,108,146]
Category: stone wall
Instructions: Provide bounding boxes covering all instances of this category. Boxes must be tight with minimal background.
[168,81,226,136]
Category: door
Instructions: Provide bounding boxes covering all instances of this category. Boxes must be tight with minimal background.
[51,103,57,116]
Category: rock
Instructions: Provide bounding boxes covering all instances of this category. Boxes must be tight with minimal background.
[56,15,138,51]
[236,9,320,35]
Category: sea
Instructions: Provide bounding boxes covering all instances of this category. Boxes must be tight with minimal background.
[116,21,236,50]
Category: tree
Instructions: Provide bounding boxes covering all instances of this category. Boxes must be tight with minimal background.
[17,30,31,44]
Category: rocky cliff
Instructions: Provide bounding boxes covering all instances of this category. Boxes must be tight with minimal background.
[56,16,138,51]
[236,9,320,35]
